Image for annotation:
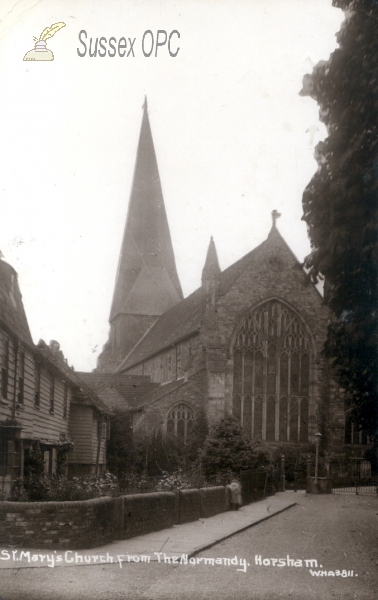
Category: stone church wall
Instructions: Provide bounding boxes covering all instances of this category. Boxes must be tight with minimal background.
[127,335,201,385]
[215,235,345,448]
[133,369,207,436]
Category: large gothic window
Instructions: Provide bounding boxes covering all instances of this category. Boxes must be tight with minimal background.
[233,299,311,443]
[166,403,195,442]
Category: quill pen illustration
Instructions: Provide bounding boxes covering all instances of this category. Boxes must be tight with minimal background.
[38,22,66,42]
[24,22,66,61]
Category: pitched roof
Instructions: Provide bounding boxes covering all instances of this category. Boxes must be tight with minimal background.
[117,286,203,372]
[0,260,34,348]
[218,243,262,295]
[109,97,182,322]
[138,377,188,408]
[117,226,309,372]
[76,372,159,408]
[36,340,112,415]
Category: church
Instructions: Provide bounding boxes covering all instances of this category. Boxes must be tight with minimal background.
[95,99,355,454]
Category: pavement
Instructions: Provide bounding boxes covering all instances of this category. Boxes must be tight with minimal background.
[0,491,297,569]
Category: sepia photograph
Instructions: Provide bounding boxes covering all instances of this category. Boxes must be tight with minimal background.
[0,1,377,598]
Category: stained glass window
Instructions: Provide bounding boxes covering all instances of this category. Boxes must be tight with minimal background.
[233,299,311,443]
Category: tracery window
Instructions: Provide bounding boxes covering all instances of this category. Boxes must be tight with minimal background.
[233,299,312,443]
[166,403,195,442]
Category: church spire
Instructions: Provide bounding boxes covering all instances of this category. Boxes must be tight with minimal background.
[202,236,220,283]
[109,99,183,323]
[97,99,183,371]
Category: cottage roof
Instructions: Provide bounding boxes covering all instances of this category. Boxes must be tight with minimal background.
[0,259,34,348]
[36,340,112,415]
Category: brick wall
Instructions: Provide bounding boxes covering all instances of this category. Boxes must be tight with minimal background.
[201,486,229,518]
[0,485,235,549]
[123,492,176,538]
[0,496,114,549]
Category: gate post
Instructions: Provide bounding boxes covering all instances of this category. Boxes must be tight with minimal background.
[281,455,285,492]
[307,457,311,478]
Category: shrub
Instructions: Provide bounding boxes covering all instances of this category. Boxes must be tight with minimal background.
[197,415,261,481]
[155,469,194,491]
[19,472,118,502]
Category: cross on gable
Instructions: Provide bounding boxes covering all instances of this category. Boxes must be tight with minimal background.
[271,210,282,227]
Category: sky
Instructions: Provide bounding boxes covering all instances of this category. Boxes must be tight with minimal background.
[0,0,344,371]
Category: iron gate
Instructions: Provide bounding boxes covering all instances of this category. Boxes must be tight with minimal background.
[240,471,270,505]
[330,459,377,495]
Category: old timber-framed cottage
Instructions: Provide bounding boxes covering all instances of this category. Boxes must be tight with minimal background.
[0,258,112,499]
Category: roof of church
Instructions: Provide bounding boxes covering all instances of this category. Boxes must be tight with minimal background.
[0,259,34,349]
[109,97,183,322]
[76,372,159,408]
[116,240,266,372]
[135,377,188,409]
[117,286,203,371]
[116,224,309,373]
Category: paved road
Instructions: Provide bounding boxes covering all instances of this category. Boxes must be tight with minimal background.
[1,493,377,600]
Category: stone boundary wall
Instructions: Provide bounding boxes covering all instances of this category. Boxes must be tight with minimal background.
[201,486,229,518]
[122,492,176,539]
[178,489,201,524]
[0,496,114,550]
[0,485,236,549]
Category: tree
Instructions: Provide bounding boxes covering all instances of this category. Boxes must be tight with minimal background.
[197,415,261,481]
[300,0,378,444]
[106,409,139,477]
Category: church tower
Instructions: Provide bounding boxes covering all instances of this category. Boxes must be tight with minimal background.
[97,99,183,372]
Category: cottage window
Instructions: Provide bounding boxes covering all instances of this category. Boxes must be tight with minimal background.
[34,362,41,406]
[0,434,20,478]
[49,373,55,412]
[166,403,195,442]
[17,351,25,404]
[63,383,68,419]
[1,338,9,400]
[233,299,312,442]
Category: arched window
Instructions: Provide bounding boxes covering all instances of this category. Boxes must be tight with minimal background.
[166,403,195,442]
[233,299,312,443]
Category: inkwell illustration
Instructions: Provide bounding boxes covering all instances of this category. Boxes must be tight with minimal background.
[23,22,66,61]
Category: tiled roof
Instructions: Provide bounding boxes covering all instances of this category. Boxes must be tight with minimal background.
[76,372,159,408]
[137,377,187,408]
[117,286,203,372]
[219,244,262,295]
[0,260,34,348]
[117,227,302,372]
[116,246,264,372]
[36,340,112,415]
